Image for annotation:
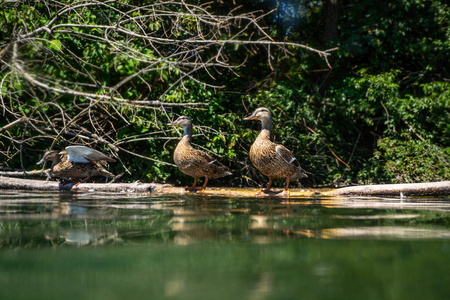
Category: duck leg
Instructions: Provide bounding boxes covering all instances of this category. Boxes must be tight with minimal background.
[200,177,209,192]
[263,178,273,192]
[256,178,273,196]
[279,177,291,198]
[185,178,198,191]
[74,175,91,187]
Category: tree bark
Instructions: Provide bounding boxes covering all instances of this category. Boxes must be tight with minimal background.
[323,0,340,42]
[320,0,340,96]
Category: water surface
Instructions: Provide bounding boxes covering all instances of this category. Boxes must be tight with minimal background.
[0,190,449,299]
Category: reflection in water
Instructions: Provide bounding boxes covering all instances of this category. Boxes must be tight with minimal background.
[0,191,449,300]
[319,196,450,210]
[319,227,450,239]
[248,272,272,300]
[0,190,449,247]
[44,226,120,246]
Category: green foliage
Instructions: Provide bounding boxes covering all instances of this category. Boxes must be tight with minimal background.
[358,134,450,184]
[334,70,450,183]
[1,0,449,186]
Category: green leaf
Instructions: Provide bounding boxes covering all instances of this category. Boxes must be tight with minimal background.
[49,39,62,51]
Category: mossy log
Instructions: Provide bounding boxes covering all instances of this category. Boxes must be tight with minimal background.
[0,176,448,197]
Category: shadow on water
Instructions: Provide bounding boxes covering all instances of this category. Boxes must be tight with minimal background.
[0,190,449,299]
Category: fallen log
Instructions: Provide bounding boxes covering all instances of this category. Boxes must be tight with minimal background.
[323,181,450,197]
[0,176,448,197]
[0,176,170,193]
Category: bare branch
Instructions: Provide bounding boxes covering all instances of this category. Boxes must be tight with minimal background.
[0,0,337,177]
[0,116,28,134]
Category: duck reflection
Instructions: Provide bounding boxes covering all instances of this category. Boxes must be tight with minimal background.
[2,190,448,248]
[45,227,120,246]
[150,197,299,245]
[44,201,121,246]
[52,202,89,217]
[150,196,450,243]
[170,206,225,245]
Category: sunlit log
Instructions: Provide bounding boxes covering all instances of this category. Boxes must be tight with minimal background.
[0,177,448,197]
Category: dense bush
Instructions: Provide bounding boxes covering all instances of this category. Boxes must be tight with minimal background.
[0,0,448,186]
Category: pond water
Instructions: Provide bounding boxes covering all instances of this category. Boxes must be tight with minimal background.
[0,189,449,300]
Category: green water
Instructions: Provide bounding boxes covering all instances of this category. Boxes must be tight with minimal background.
[0,191,449,300]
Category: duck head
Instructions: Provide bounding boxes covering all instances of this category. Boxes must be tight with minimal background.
[167,115,193,137]
[37,150,61,165]
[167,115,192,128]
[244,107,272,129]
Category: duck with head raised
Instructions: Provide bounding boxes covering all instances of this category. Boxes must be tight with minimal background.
[244,107,307,197]
[167,115,231,192]
[37,146,116,184]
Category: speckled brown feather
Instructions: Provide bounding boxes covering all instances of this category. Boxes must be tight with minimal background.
[174,136,230,179]
[168,116,231,189]
[249,129,302,180]
[245,107,307,191]
[39,149,114,181]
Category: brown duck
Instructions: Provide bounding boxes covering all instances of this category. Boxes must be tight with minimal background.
[37,146,115,184]
[244,107,307,196]
[167,116,231,192]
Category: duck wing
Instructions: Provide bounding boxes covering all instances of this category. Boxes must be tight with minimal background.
[190,149,230,174]
[188,149,219,167]
[275,144,300,167]
[65,146,116,163]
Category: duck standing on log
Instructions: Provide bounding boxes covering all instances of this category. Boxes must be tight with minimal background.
[37,146,116,184]
[167,116,231,192]
[244,107,307,197]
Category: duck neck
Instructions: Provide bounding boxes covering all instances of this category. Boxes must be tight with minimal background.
[258,118,272,140]
[50,158,61,171]
[181,123,193,143]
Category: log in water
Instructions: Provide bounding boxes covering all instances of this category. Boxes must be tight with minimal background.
[0,176,448,197]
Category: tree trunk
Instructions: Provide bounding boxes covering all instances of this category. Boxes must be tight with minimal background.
[323,0,340,42]
[320,0,341,96]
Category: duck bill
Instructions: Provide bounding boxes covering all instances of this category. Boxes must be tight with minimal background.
[167,121,179,126]
[243,114,257,121]
[37,157,46,165]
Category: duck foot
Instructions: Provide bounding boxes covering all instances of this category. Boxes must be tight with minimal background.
[278,190,290,198]
[184,186,205,193]
[255,190,269,197]
[59,179,72,185]
[255,190,290,197]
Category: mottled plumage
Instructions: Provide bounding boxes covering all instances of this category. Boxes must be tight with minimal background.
[244,107,307,195]
[37,146,115,183]
[168,116,231,191]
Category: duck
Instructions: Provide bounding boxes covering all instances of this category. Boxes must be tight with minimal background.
[244,107,307,196]
[37,146,116,184]
[167,115,231,192]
